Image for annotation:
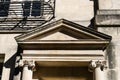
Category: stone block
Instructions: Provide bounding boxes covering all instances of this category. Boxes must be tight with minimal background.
[96,10,120,26]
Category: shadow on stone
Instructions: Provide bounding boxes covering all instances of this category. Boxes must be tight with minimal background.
[106,43,116,69]
[4,46,23,80]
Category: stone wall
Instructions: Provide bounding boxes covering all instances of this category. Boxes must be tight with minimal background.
[0,34,20,80]
[0,0,120,80]
[55,0,94,26]
[99,0,120,9]
[98,27,120,80]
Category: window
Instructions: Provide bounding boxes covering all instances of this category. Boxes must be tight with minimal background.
[0,2,10,16]
[23,1,31,16]
[23,1,41,16]
[31,1,41,16]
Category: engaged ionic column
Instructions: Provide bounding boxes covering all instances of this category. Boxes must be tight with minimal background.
[19,60,35,80]
[88,60,107,80]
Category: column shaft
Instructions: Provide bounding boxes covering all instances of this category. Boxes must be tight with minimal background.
[22,65,33,80]
[89,60,106,80]
[95,66,105,80]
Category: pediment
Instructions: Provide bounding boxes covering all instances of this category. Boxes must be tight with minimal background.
[15,19,111,50]
[16,19,111,41]
[37,31,78,40]
[19,26,103,41]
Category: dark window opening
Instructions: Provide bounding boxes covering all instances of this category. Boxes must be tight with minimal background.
[23,1,41,16]
[23,1,31,16]
[0,2,10,16]
[31,1,41,16]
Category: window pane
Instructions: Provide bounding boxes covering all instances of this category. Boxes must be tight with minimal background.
[31,1,41,16]
[23,1,31,16]
[0,2,10,16]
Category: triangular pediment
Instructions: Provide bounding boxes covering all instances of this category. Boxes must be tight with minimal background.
[15,19,111,50]
[37,31,78,40]
[15,19,111,41]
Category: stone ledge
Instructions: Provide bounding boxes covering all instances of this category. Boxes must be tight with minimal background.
[96,10,120,26]
[0,30,27,34]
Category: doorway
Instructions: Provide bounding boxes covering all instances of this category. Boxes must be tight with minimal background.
[33,62,93,80]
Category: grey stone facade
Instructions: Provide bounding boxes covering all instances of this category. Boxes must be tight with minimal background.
[0,0,119,80]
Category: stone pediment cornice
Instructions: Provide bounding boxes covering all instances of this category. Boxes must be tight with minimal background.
[15,19,112,50]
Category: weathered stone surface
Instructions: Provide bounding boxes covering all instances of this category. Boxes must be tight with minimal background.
[98,27,120,80]
[96,10,120,26]
[0,0,120,80]
[98,0,120,9]
[0,34,20,80]
[107,70,117,80]
[55,0,94,26]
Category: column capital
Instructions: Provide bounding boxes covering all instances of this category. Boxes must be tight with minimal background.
[88,60,107,72]
[19,60,35,70]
